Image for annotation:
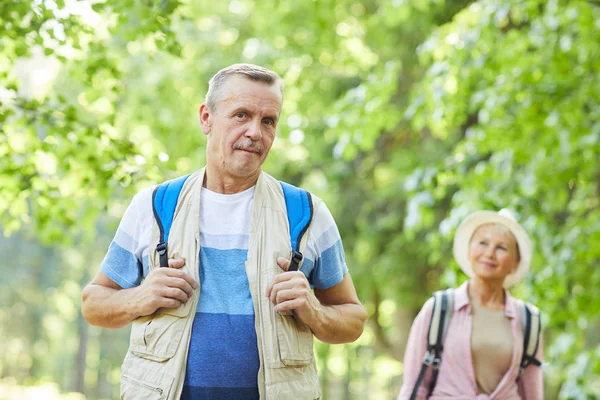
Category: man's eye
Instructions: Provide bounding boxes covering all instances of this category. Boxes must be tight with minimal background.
[263,118,274,126]
[236,112,246,119]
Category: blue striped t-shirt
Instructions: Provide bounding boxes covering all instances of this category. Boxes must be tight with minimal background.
[101,184,349,399]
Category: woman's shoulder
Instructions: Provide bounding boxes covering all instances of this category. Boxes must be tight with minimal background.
[507,292,542,316]
[418,287,457,315]
[421,296,435,312]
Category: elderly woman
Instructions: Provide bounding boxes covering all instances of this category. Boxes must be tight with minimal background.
[397,210,543,400]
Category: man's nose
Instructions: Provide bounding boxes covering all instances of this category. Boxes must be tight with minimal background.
[245,119,262,140]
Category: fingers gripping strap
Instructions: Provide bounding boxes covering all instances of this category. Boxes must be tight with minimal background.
[280,181,313,256]
[152,174,191,267]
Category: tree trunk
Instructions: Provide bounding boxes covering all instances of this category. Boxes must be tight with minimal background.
[74,311,89,394]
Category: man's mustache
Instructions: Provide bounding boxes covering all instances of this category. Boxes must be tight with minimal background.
[234,141,263,155]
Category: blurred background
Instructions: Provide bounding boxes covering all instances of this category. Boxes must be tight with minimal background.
[1,0,599,398]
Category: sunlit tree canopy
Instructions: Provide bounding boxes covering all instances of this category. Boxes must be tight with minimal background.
[1,0,599,398]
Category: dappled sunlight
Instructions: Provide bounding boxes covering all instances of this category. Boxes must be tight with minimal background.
[2,0,600,398]
[0,379,85,400]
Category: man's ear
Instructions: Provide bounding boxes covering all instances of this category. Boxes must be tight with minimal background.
[199,103,212,135]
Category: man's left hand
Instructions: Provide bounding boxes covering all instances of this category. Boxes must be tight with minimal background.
[266,257,321,327]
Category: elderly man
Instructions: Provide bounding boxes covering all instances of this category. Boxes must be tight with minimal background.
[82,63,367,400]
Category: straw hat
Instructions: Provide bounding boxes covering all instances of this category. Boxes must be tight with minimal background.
[452,209,532,287]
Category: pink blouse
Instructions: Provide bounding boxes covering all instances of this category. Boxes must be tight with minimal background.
[397,282,543,400]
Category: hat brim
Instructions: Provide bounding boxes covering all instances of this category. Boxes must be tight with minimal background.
[452,211,532,288]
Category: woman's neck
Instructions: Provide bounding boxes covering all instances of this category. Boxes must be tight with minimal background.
[468,278,506,310]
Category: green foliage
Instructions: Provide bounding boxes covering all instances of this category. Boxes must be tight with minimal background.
[1,0,599,398]
[405,2,600,395]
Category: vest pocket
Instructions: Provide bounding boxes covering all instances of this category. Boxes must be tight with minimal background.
[261,250,314,368]
[158,295,195,318]
[120,360,175,400]
[121,374,167,399]
[275,312,314,366]
[129,308,190,361]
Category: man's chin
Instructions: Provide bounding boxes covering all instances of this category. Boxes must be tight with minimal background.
[228,164,262,179]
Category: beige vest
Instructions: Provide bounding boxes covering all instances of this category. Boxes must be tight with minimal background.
[120,168,322,400]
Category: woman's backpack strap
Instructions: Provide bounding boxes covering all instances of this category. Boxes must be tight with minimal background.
[517,301,542,381]
[409,288,454,400]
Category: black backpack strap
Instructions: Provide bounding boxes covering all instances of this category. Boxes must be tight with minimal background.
[429,289,452,391]
[409,289,453,400]
[517,301,542,381]
[409,352,434,400]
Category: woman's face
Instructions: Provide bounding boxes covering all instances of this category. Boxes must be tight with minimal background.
[468,224,520,285]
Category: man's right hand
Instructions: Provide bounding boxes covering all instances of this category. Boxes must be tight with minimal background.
[82,257,198,328]
[133,257,197,317]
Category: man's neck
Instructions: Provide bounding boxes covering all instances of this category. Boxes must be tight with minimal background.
[203,166,261,194]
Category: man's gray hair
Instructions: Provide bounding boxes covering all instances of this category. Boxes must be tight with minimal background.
[206,63,283,112]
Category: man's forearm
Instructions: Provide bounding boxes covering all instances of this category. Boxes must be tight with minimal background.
[82,284,142,329]
[308,303,367,344]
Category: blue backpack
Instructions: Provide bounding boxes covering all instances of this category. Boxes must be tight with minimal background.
[151,174,313,271]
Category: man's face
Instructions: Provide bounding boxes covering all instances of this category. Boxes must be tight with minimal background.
[200,75,282,180]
